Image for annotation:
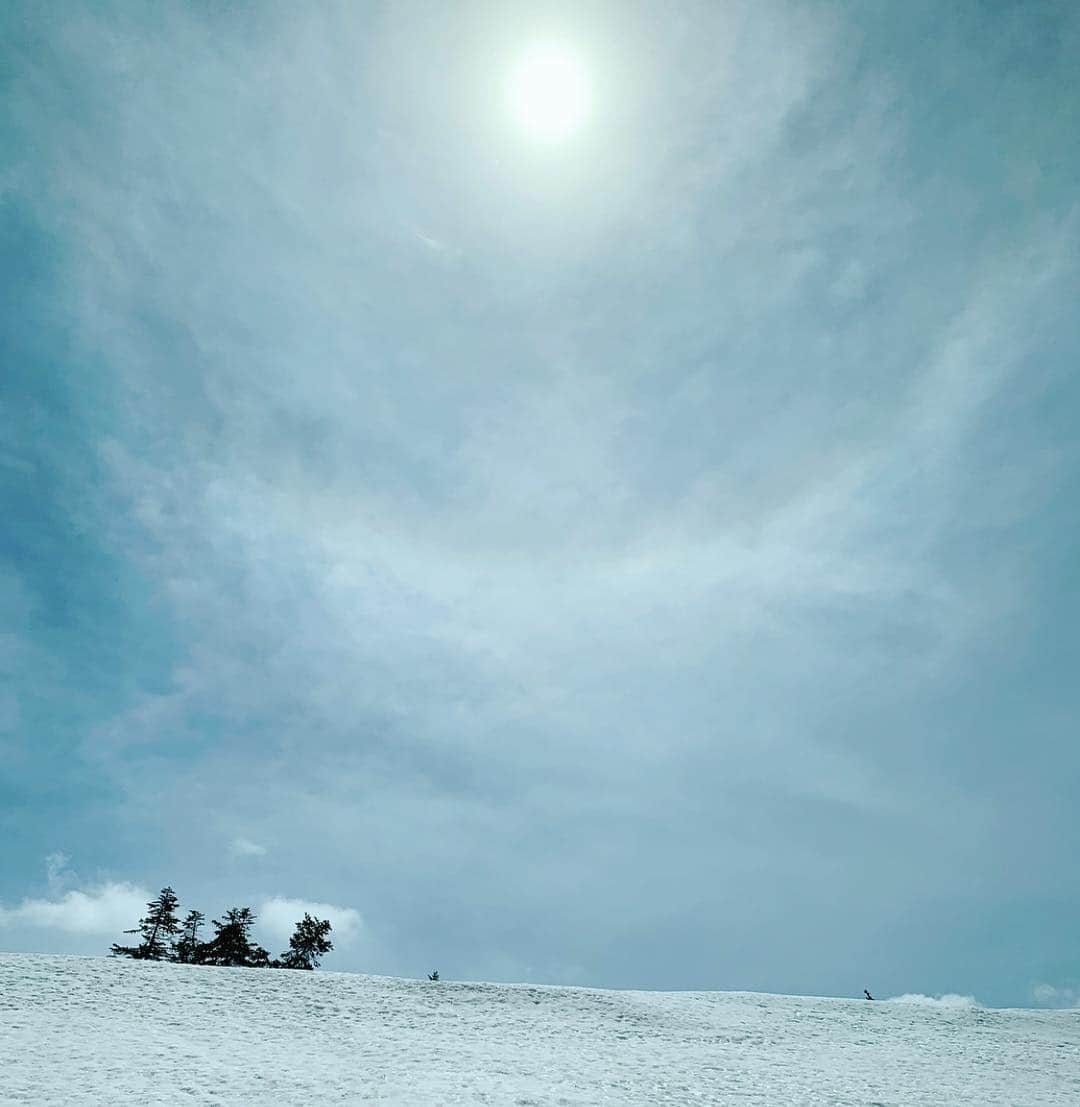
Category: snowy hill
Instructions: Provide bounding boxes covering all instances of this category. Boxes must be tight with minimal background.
[2,954,1078,1104]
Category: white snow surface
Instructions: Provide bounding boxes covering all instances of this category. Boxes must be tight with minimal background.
[2,954,1079,1104]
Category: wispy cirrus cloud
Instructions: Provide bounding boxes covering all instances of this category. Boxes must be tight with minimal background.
[3,0,1079,1002]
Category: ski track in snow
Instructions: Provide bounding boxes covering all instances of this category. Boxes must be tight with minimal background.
[2,954,1079,1104]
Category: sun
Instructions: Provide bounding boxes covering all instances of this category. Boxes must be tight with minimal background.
[506,45,591,142]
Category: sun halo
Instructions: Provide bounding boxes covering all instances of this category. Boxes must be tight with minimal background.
[505,45,591,142]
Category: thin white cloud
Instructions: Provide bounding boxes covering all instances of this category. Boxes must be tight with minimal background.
[0,882,151,935]
[258,897,363,946]
[411,227,448,253]
[44,851,71,893]
[230,836,267,858]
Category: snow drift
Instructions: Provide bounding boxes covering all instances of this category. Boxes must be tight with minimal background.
[885,992,979,1008]
[2,953,1078,1104]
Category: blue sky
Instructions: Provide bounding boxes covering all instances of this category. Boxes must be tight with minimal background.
[2,0,1078,1007]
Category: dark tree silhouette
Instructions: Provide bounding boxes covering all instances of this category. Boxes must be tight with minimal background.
[173,909,206,963]
[111,887,182,960]
[279,913,333,970]
[198,907,271,967]
[428,970,440,981]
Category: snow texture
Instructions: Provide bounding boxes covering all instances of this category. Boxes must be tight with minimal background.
[2,954,1078,1104]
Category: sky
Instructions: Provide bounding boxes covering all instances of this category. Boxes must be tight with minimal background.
[1,0,1078,1008]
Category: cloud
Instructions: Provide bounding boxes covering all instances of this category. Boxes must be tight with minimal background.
[1032,983,1080,1009]
[230,837,267,858]
[258,897,364,946]
[44,851,71,893]
[887,993,980,1009]
[0,882,151,935]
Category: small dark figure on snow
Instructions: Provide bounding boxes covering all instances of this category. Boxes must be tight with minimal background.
[864,989,874,1001]
[428,970,440,981]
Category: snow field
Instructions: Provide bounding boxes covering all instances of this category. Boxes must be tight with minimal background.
[2,953,1079,1104]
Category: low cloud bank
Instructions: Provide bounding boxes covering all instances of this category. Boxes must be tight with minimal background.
[0,882,152,935]
[887,993,979,1009]
[258,897,363,945]
[1032,983,1079,1009]
[0,856,363,957]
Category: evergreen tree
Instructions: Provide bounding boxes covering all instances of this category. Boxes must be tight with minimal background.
[279,913,333,970]
[172,909,206,963]
[198,907,270,967]
[110,887,182,960]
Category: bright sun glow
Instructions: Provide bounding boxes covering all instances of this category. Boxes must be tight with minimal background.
[506,45,591,142]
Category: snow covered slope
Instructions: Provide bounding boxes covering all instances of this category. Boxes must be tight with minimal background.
[2,953,1078,1104]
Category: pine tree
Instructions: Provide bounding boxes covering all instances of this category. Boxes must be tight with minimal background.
[198,907,271,967]
[279,913,333,970]
[172,909,206,963]
[110,887,182,960]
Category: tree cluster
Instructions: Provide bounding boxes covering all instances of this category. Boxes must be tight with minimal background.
[110,887,333,971]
